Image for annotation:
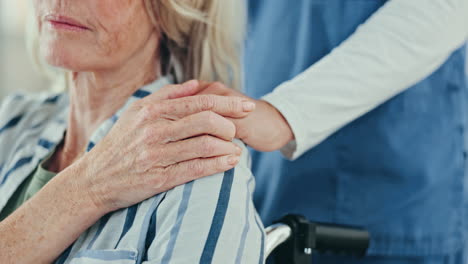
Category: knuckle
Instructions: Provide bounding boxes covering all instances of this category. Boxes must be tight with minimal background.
[138,149,154,165]
[199,110,213,120]
[142,126,156,143]
[147,149,160,162]
[139,104,161,120]
[162,101,176,115]
[137,106,151,121]
[157,124,172,142]
[199,95,215,111]
[205,111,220,127]
[200,136,217,154]
[155,147,175,167]
[206,82,229,95]
[142,126,158,142]
[212,82,225,89]
[228,98,242,112]
[198,111,218,131]
[188,161,205,176]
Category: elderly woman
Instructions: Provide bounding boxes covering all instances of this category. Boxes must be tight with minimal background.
[0,0,264,263]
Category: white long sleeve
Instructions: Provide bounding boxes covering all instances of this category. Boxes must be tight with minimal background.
[262,0,468,160]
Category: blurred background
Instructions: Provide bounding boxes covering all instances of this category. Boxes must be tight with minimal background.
[0,2,467,100]
[0,0,49,99]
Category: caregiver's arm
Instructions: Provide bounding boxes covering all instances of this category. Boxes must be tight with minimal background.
[262,0,468,159]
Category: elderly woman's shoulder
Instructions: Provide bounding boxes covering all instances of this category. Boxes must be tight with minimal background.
[0,91,67,134]
[1,91,67,114]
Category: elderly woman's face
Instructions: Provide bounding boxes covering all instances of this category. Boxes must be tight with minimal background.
[33,0,156,71]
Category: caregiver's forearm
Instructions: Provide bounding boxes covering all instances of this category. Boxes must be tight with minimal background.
[262,0,468,160]
[0,163,105,264]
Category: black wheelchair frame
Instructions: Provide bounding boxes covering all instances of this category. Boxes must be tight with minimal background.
[265,215,370,264]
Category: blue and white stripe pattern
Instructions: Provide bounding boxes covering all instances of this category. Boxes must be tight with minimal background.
[0,77,265,263]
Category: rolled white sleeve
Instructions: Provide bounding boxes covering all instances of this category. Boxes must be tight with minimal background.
[262,0,468,160]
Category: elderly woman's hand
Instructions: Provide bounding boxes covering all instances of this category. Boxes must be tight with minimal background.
[73,81,255,212]
[198,82,294,152]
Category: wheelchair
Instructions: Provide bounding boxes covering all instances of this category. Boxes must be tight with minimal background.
[265,214,370,264]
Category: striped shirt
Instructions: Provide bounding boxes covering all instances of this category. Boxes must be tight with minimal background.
[0,77,265,264]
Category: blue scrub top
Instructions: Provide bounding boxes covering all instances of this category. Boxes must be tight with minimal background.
[245,0,468,257]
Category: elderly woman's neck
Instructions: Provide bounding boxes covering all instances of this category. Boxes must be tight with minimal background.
[66,46,160,153]
[69,68,157,124]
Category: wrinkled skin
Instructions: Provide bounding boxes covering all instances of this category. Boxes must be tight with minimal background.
[34,0,156,72]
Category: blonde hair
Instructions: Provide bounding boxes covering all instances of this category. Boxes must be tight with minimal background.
[28,0,246,90]
[146,0,245,90]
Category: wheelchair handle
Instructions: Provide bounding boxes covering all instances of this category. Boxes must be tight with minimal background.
[313,222,370,256]
[270,214,370,264]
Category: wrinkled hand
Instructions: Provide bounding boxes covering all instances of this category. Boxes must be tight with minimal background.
[77,81,256,212]
[198,82,294,152]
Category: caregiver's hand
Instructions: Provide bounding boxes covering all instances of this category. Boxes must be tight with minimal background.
[74,80,255,212]
[198,82,294,152]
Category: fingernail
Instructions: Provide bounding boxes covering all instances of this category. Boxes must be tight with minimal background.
[228,155,240,165]
[243,101,256,112]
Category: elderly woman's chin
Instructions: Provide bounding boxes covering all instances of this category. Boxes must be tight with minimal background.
[39,39,99,72]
